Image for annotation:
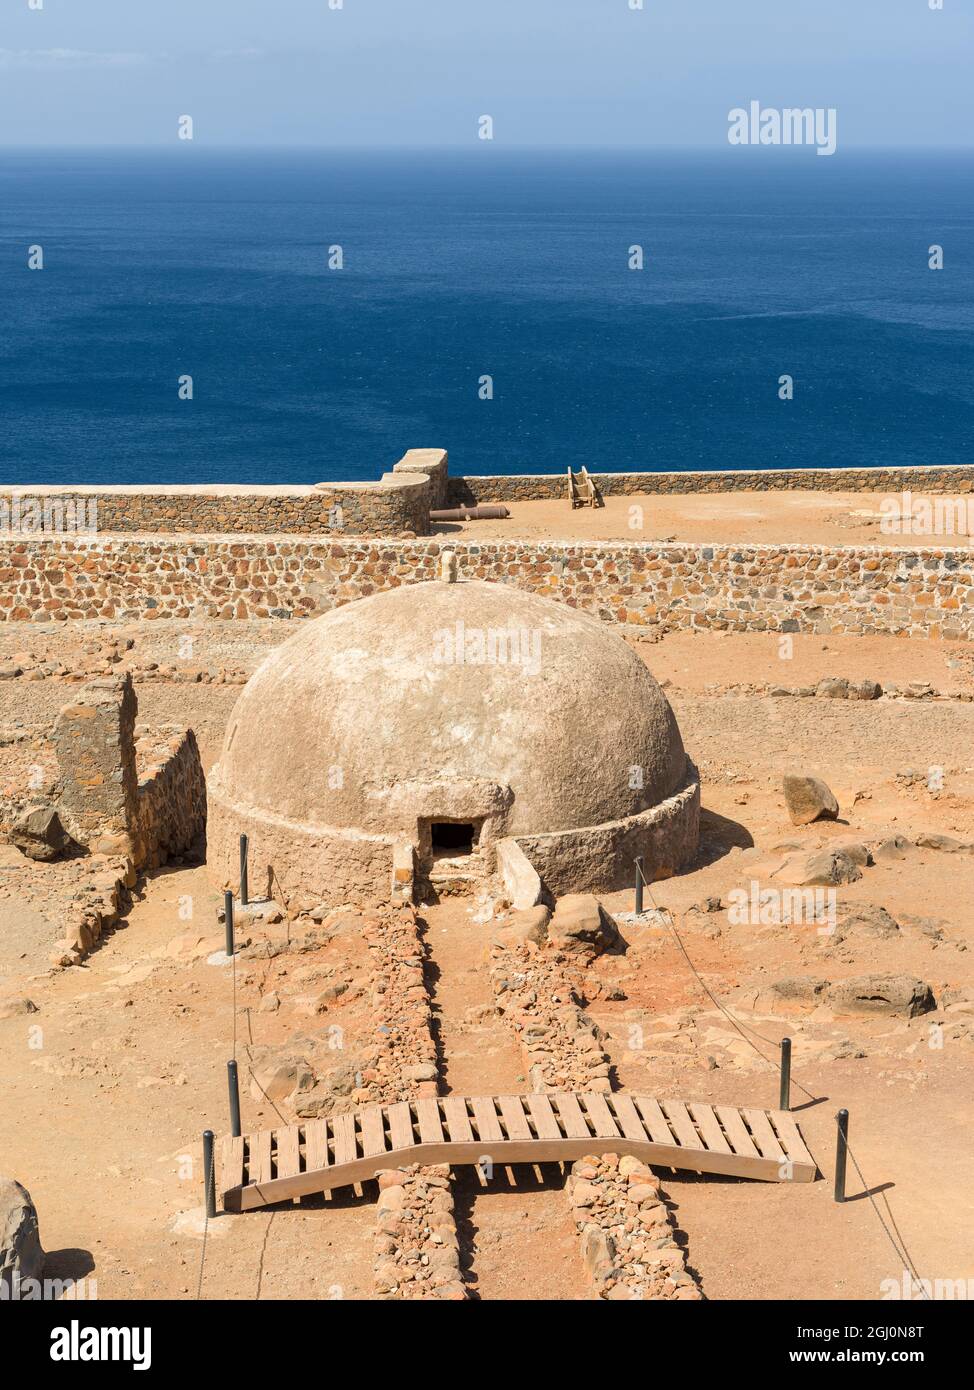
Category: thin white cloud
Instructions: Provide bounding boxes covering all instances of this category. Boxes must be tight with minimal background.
[211,48,264,61]
[0,49,149,70]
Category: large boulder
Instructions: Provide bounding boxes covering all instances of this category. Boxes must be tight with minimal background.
[831,902,900,943]
[0,1177,44,1285]
[778,848,862,887]
[782,774,839,826]
[10,805,73,862]
[828,974,935,1019]
[769,975,829,1007]
[492,905,550,949]
[548,894,617,957]
[915,832,973,855]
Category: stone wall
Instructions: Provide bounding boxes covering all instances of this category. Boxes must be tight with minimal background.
[136,729,207,871]
[392,448,449,509]
[52,674,139,854]
[0,472,431,539]
[4,462,971,543]
[3,534,970,640]
[53,674,205,874]
[514,771,701,897]
[449,463,974,505]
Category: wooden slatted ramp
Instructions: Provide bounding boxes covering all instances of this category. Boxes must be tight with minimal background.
[219,1093,817,1212]
[567,466,601,509]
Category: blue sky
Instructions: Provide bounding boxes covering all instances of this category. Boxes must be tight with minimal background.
[0,0,971,148]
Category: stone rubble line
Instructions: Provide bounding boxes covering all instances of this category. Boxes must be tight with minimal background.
[362,906,467,1301]
[490,935,703,1302]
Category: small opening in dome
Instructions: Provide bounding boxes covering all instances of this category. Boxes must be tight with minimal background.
[430,821,475,855]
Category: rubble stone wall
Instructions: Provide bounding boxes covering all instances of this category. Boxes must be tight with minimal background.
[136,729,207,870]
[4,462,971,543]
[449,463,974,505]
[489,932,702,1300]
[52,674,139,852]
[1,534,970,640]
[0,473,431,538]
[50,675,205,932]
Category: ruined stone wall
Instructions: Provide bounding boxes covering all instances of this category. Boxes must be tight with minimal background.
[52,674,139,854]
[3,534,970,640]
[449,463,974,505]
[52,674,205,877]
[136,729,207,870]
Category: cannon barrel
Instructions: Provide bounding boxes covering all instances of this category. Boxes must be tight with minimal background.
[430,504,510,522]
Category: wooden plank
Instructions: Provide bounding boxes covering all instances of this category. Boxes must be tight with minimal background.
[304,1119,330,1173]
[633,1096,679,1147]
[768,1111,816,1173]
[416,1097,444,1145]
[332,1112,358,1167]
[580,1093,620,1140]
[687,1103,732,1156]
[606,1094,647,1144]
[715,1105,760,1159]
[524,1093,561,1140]
[360,1106,387,1160]
[220,1136,245,1194]
[661,1099,703,1151]
[743,1109,786,1163]
[470,1096,504,1144]
[497,1095,532,1141]
[442,1096,474,1143]
[551,1093,591,1139]
[276,1125,302,1179]
[387,1101,414,1152]
[250,1130,273,1186]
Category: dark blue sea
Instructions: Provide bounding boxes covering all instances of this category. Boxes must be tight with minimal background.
[1,149,972,486]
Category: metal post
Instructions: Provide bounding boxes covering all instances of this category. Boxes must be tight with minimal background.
[202,1129,216,1219]
[779,1036,792,1112]
[227,1060,241,1138]
[224,890,234,959]
[634,857,644,916]
[834,1109,849,1203]
[239,834,249,908]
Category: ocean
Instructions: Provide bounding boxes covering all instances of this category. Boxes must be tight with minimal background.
[1,148,972,486]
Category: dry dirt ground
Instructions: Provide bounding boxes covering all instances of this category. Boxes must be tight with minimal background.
[1,617,972,1301]
[441,487,974,548]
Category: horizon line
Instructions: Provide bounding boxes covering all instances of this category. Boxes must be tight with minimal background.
[2,143,973,153]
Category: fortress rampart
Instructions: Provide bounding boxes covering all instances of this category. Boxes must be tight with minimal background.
[2,452,971,639]
[0,533,969,640]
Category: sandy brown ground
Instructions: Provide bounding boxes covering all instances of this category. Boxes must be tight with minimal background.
[1,615,973,1301]
[438,488,974,549]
